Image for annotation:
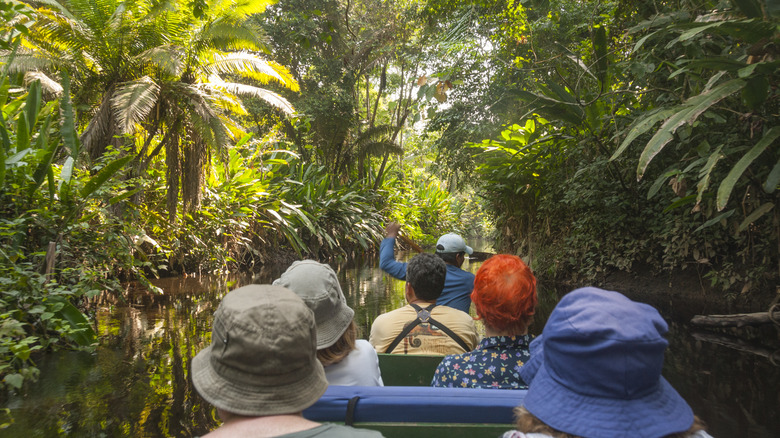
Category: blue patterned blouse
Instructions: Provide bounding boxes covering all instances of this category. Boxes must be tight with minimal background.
[430,335,533,389]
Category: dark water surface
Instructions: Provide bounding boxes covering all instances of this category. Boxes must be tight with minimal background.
[2,252,779,437]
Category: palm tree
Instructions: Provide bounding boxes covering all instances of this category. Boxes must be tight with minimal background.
[10,0,298,215]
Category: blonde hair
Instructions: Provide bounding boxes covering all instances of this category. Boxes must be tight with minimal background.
[316,320,357,366]
[513,407,707,438]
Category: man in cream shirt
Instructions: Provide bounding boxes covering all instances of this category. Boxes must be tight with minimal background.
[370,253,478,355]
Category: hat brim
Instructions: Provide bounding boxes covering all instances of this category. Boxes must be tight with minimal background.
[518,335,543,384]
[316,304,355,349]
[191,345,328,417]
[523,364,694,438]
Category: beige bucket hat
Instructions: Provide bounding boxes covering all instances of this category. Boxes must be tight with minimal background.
[191,284,327,416]
[273,260,355,349]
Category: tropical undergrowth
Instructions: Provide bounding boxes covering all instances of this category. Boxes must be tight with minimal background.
[464,0,779,299]
[0,81,465,395]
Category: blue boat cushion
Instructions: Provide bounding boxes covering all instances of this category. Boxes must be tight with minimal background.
[303,385,526,425]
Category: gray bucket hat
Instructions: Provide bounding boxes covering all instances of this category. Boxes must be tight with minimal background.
[191,285,327,416]
[273,260,355,349]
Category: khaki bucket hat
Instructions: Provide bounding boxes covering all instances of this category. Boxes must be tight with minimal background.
[191,284,327,416]
[273,260,355,349]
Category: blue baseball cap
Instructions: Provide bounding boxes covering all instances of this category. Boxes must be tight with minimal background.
[522,287,694,438]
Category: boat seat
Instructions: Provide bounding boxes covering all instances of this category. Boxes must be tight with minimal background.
[376,353,443,386]
[303,385,526,438]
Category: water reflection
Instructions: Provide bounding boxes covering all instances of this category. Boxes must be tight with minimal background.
[2,255,779,437]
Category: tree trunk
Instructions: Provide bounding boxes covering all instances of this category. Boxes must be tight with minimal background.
[182,137,205,213]
[166,133,181,222]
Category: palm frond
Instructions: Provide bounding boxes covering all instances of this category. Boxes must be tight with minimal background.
[2,51,57,73]
[207,0,275,22]
[135,45,185,77]
[24,71,63,95]
[209,114,231,149]
[186,106,216,150]
[361,140,404,157]
[217,81,294,114]
[111,76,161,134]
[218,113,248,141]
[202,51,299,92]
[205,78,249,115]
[355,124,397,146]
[199,21,263,51]
[176,83,220,123]
[105,1,127,34]
[23,0,78,20]
[33,9,92,55]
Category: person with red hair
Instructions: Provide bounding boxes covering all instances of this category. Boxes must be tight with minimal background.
[431,254,537,389]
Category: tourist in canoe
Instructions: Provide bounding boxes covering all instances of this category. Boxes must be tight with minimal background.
[191,285,384,437]
[503,287,713,438]
[431,254,536,389]
[380,222,475,313]
[369,253,478,355]
[274,260,383,386]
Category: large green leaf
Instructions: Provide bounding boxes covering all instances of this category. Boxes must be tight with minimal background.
[0,111,10,152]
[59,72,79,160]
[59,156,74,185]
[717,127,780,210]
[611,108,676,161]
[16,115,29,151]
[80,155,133,199]
[696,145,724,206]
[694,209,735,232]
[513,89,584,125]
[30,115,57,196]
[46,296,96,346]
[677,22,726,42]
[5,147,31,165]
[637,79,745,179]
[738,202,774,232]
[24,80,41,135]
[742,76,769,109]
[764,157,780,194]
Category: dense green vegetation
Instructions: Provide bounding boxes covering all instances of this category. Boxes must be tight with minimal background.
[0,0,777,396]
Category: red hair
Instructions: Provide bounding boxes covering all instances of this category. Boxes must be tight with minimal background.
[471,254,537,333]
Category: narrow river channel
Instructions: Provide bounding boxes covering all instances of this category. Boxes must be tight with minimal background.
[3,250,779,437]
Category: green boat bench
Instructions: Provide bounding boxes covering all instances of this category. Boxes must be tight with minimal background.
[376,353,444,386]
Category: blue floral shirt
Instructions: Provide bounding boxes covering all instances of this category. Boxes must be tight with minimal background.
[430,335,533,389]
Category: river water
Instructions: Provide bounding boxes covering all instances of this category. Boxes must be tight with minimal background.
[2,251,779,437]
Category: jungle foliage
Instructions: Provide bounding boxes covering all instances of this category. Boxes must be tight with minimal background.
[431,0,779,294]
[1,0,777,396]
[0,0,471,392]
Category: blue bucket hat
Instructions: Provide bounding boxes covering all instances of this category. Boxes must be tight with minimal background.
[518,334,543,384]
[522,287,694,438]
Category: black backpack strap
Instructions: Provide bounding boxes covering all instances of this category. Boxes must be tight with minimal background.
[383,303,435,354]
[427,315,471,352]
[412,302,470,352]
[384,303,471,353]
